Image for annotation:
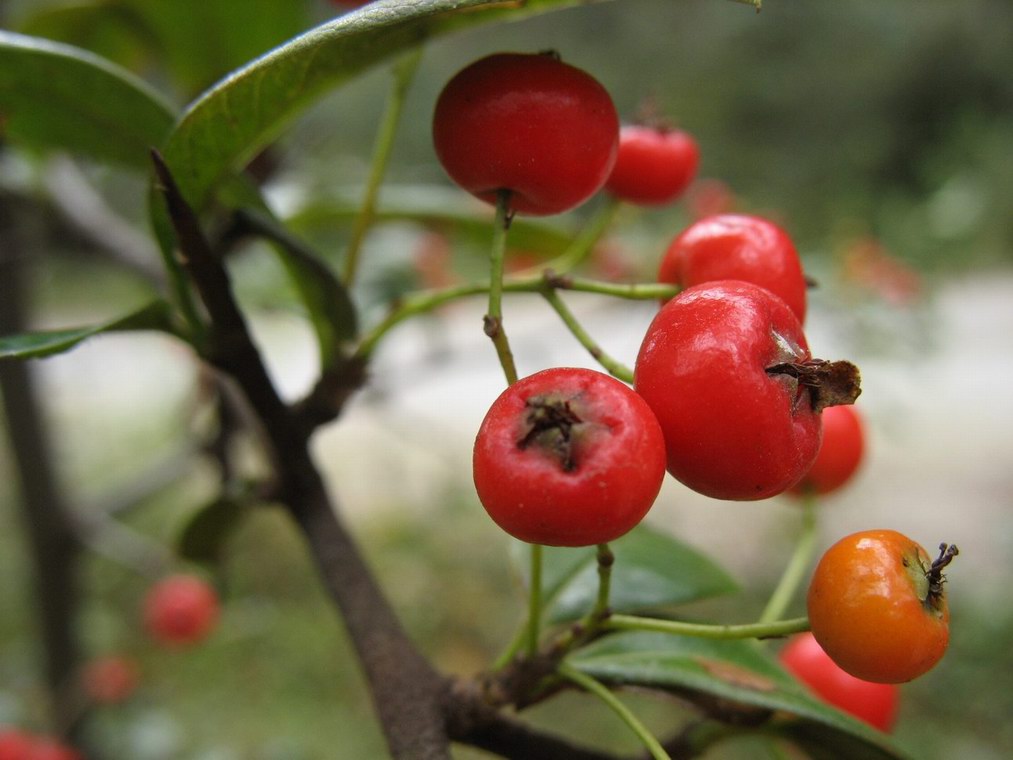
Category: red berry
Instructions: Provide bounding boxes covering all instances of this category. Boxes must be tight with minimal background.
[0,729,35,760]
[604,125,699,206]
[433,53,619,216]
[27,740,83,760]
[780,632,899,732]
[634,281,822,500]
[473,367,666,546]
[143,574,220,647]
[658,214,808,323]
[791,404,865,496]
[82,655,140,704]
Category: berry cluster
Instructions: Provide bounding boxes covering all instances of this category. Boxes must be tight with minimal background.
[433,50,956,720]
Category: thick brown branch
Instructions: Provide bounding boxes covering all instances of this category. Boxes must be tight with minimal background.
[151,153,451,760]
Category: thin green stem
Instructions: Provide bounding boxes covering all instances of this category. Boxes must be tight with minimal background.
[604,614,809,640]
[540,286,634,383]
[593,543,614,617]
[759,494,819,625]
[555,276,678,300]
[543,196,623,274]
[342,47,422,286]
[557,663,672,760]
[526,543,543,657]
[485,189,519,385]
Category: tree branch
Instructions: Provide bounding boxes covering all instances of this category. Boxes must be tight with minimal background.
[150,151,452,760]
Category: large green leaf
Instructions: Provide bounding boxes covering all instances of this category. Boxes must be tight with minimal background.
[158,0,610,210]
[513,524,738,623]
[289,190,574,260]
[0,300,175,360]
[569,632,913,760]
[0,29,176,168]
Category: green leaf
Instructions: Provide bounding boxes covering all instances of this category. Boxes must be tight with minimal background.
[177,496,250,567]
[158,0,610,211]
[289,190,574,260]
[0,29,176,168]
[514,524,738,623]
[0,300,175,360]
[569,632,913,760]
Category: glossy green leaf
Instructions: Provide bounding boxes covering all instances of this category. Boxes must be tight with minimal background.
[178,496,250,567]
[569,632,913,760]
[0,300,175,360]
[289,191,574,260]
[159,0,609,210]
[513,524,738,623]
[0,29,175,168]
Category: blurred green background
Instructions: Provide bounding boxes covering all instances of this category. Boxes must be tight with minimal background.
[1,0,1012,758]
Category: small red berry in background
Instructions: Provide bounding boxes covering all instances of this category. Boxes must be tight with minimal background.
[27,739,84,760]
[473,367,666,546]
[658,213,808,323]
[635,281,833,500]
[82,655,140,704]
[807,530,957,683]
[143,574,220,647]
[687,178,735,219]
[780,632,899,732]
[790,404,865,497]
[433,52,619,216]
[604,125,699,206]
[0,729,35,760]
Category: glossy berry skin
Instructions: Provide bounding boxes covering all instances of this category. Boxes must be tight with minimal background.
[143,574,220,647]
[807,530,951,684]
[780,632,899,732]
[473,367,665,546]
[791,404,864,496]
[82,655,139,704]
[433,53,619,216]
[658,214,808,323]
[634,280,821,500]
[605,125,699,206]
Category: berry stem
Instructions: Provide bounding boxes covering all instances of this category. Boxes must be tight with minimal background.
[557,662,672,760]
[342,47,422,287]
[485,189,519,385]
[758,493,818,625]
[526,543,543,657]
[593,543,615,619]
[604,614,810,640]
[539,280,635,383]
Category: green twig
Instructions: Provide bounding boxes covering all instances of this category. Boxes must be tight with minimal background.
[539,284,634,383]
[541,196,623,274]
[342,47,422,286]
[604,614,809,640]
[485,190,519,385]
[557,663,672,760]
[759,494,818,625]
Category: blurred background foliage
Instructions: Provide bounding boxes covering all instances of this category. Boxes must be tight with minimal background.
[1,0,1012,758]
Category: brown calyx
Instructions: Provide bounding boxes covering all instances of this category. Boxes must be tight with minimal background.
[765,358,862,413]
[516,397,583,472]
[927,543,959,603]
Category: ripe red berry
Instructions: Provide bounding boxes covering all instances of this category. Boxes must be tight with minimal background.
[634,281,828,500]
[82,655,140,704]
[604,125,699,206]
[473,367,666,546]
[0,729,35,760]
[143,574,220,647]
[780,632,899,732]
[433,53,619,216]
[658,214,808,323]
[790,404,865,496]
[807,530,956,683]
